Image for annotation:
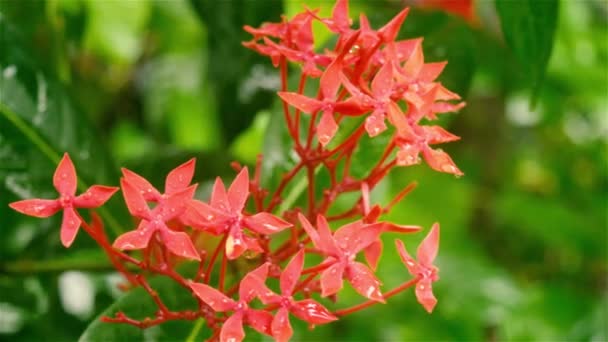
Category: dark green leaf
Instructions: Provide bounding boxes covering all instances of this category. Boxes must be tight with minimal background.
[495,0,559,106]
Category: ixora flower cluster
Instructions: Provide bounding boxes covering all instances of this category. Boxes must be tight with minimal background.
[10,1,463,341]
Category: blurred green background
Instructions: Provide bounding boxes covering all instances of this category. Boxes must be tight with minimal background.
[0,0,606,341]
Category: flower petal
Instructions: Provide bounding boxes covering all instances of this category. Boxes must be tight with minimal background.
[239,263,270,303]
[365,110,388,137]
[318,111,338,146]
[60,207,81,247]
[402,37,424,77]
[226,229,248,260]
[159,228,200,260]
[419,61,447,82]
[189,282,236,312]
[396,143,421,167]
[277,92,323,113]
[74,185,119,208]
[346,261,384,303]
[160,185,197,221]
[422,126,460,145]
[243,212,292,235]
[228,168,250,213]
[164,158,196,195]
[415,278,437,313]
[315,215,340,255]
[320,58,342,99]
[334,221,383,254]
[378,8,409,43]
[364,240,383,271]
[113,221,155,250]
[120,178,151,220]
[417,223,440,266]
[395,239,417,275]
[271,307,293,342]
[421,146,463,176]
[281,249,304,296]
[290,299,337,324]
[371,61,393,98]
[320,261,345,297]
[330,0,350,32]
[245,309,273,336]
[211,177,231,213]
[121,168,161,201]
[9,199,61,218]
[53,153,77,196]
[220,312,245,342]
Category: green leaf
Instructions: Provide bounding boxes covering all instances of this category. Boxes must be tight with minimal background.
[79,277,200,341]
[495,0,559,106]
[0,15,123,240]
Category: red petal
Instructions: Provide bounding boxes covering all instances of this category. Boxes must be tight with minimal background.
[182,200,230,231]
[396,143,421,167]
[159,229,200,260]
[121,168,161,201]
[160,185,197,221]
[53,153,77,196]
[243,212,292,235]
[394,38,423,63]
[239,263,270,303]
[298,213,321,249]
[271,307,293,342]
[422,126,461,145]
[334,221,383,254]
[371,61,393,98]
[378,8,409,43]
[220,312,245,342]
[120,178,151,219]
[419,62,447,82]
[346,262,385,302]
[290,299,337,324]
[417,223,440,266]
[381,222,422,234]
[277,92,323,113]
[320,261,345,297]
[74,185,119,208]
[113,222,155,250]
[402,39,424,77]
[331,0,350,32]
[9,199,60,218]
[365,110,388,137]
[189,282,236,312]
[364,240,383,271]
[226,229,248,260]
[245,309,273,336]
[60,207,81,247]
[315,215,340,255]
[320,56,342,99]
[387,101,414,138]
[164,158,195,195]
[395,239,418,275]
[281,249,304,296]
[421,147,463,176]
[210,177,231,213]
[228,168,250,213]
[415,278,437,313]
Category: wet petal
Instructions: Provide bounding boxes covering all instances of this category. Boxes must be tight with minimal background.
[421,147,463,176]
[226,229,248,260]
[189,282,236,312]
[159,228,200,260]
[271,307,292,342]
[378,8,409,43]
[419,61,447,82]
[245,309,273,336]
[239,263,270,303]
[298,213,321,250]
[228,168,250,213]
[402,38,424,77]
[164,158,196,195]
[395,239,418,275]
[331,0,350,32]
[315,215,340,255]
[181,200,230,230]
[120,178,151,220]
[277,92,323,113]
[365,110,388,137]
[9,199,61,218]
[371,61,393,98]
[113,221,155,250]
[364,240,383,271]
[160,185,197,221]
[396,143,421,167]
[417,223,440,266]
[346,262,384,302]
[220,312,245,342]
[290,299,337,324]
[121,168,161,201]
[60,207,81,248]
[317,111,338,146]
[320,58,343,99]
[415,278,437,313]
[320,261,345,297]
[281,249,304,296]
[243,212,292,235]
[211,177,231,213]
[334,221,383,254]
[422,126,460,145]
[74,185,119,208]
[53,153,77,196]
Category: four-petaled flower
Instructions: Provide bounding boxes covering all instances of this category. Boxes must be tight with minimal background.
[256,250,337,342]
[183,167,292,259]
[395,223,440,313]
[9,153,118,247]
[189,264,274,342]
[298,213,385,302]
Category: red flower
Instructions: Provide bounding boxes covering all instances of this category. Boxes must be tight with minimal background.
[112,178,200,260]
[183,168,292,259]
[9,153,118,247]
[190,264,274,342]
[255,250,337,342]
[298,214,385,302]
[121,158,196,202]
[395,223,440,313]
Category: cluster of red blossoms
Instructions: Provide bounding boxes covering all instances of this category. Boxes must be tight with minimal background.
[10,1,463,341]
